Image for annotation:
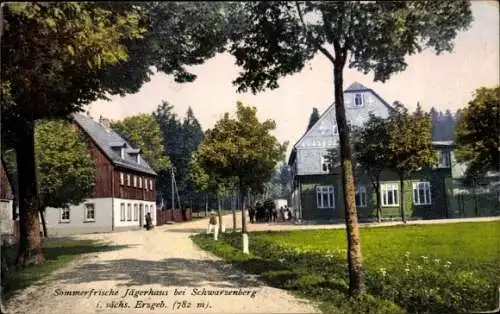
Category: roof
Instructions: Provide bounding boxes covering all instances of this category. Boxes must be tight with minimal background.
[72,113,157,176]
[345,82,369,92]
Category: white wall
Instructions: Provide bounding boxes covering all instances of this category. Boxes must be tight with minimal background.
[45,198,113,235]
[0,200,14,237]
[113,198,156,228]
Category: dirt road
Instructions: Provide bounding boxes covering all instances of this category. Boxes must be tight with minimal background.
[3,215,319,314]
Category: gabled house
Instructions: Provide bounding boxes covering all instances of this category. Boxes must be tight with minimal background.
[288,82,457,222]
[0,161,15,243]
[44,114,157,235]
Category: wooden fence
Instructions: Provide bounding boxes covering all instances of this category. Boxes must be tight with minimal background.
[156,208,192,226]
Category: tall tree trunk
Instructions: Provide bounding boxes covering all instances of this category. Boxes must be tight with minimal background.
[375,179,382,223]
[205,193,208,217]
[232,191,237,232]
[334,61,365,295]
[217,192,223,233]
[399,173,406,223]
[14,116,44,266]
[240,185,247,233]
[39,205,48,238]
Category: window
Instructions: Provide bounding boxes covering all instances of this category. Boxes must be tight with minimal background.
[133,175,137,187]
[127,174,131,186]
[145,204,149,214]
[381,184,399,206]
[139,177,142,189]
[120,172,124,185]
[120,203,125,221]
[139,204,144,218]
[413,182,432,205]
[120,147,125,159]
[84,203,95,221]
[355,186,367,207]
[127,204,132,221]
[134,204,138,221]
[354,94,364,107]
[438,150,451,168]
[60,207,70,222]
[316,186,335,209]
[321,156,332,173]
[149,179,153,191]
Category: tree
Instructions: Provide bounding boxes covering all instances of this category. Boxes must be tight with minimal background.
[197,102,287,251]
[353,115,392,223]
[455,86,500,181]
[2,1,229,265]
[307,107,320,131]
[226,0,472,294]
[35,120,96,236]
[110,113,170,200]
[189,153,224,233]
[386,102,437,222]
[111,114,171,172]
[1,3,144,265]
[180,108,205,208]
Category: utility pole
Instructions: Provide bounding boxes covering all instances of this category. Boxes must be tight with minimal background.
[171,167,175,210]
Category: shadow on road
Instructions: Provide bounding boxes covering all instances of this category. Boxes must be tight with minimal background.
[54,258,262,288]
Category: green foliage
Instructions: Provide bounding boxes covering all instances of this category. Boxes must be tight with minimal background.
[306,108,320,131]
[110,114,170,172]
[387,102,437,176]
[455,86,500,181]
[194,221,500,313]
[227,1,473,94]
[154,102,207,207]
[34,120,96,209]
[197,102,287,194]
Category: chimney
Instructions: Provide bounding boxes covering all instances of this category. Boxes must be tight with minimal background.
[99,115,111,129]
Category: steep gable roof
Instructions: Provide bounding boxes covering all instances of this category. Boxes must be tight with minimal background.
[72,113,157,176]
[345,82,369,92]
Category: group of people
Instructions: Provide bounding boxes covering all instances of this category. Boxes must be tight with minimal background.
[248,204,293,224]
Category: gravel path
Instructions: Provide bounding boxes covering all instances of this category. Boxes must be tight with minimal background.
[3,215,320,314]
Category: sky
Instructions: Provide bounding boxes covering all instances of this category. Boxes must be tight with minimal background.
[86,1,499,156]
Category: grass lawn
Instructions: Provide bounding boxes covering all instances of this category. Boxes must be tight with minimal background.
[192,221,500,314]
[1,238,117,302]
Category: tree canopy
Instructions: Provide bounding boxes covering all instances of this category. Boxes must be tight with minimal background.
[110,114,171,172]
[197,102,287,233]
[386,102,436,222]
[35,120,96,210]
[455,86,500,181]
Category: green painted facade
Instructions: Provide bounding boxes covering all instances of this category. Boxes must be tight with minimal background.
[296,167,453,221]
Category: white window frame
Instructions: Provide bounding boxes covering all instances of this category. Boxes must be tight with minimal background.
[321,156,332,173]
[149,179,153,191]
[413,182,432,205]
[134,204,138,221]
[60,207,70,223]
[120,172,124,185]
[354,93,364,107]
[84,203,95,222]
[381,183,399,207]
[120,203,125,221]
[355,185,367,207]
[138,177,142,189]
[133,175,137,187]
[127,174,131,186]
[127,203,132,221]
[316,185,335,209]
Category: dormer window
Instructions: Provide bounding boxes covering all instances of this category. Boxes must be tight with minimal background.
[354,94,364,107]
[136,154,141,164]
[120,147,125,159]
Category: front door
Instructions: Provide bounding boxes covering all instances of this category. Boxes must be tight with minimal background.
[139,204,144,228]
